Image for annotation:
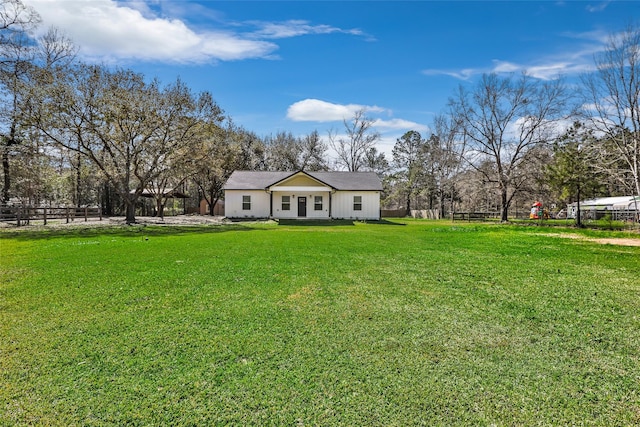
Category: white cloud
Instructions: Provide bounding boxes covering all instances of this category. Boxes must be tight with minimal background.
[423,55,597,82]
[287,99,430,162]
[492,60,595,80]
[373,118,428,132]
[423,30,606,81]
[375,134,399,158]
[26,0,277,63]
[562,29,609,43]
[492,61,521,74]
[24,0,367,63]
[287,99,429,157]
[422,68,479,80]
[287,99,386,122]
[586,1,611,13]
[249,19,368,40]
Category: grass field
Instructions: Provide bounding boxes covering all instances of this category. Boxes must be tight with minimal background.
[1,220,639,425]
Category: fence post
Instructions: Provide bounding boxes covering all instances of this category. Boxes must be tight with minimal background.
[84,207,88,222]
[66,207,70,223]
[43,207,47,225]
[16,207,21,227]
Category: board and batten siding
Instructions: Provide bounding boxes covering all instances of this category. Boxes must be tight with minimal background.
[272,192,330,219]
[332,191,380,220]
[225,190,270,218]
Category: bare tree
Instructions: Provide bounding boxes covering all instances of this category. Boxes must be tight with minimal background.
[427,114,466,217]
[299,130,328,171]
[265,130,328,171]
[37,27,77,68]
[450,73,570,221]
[192,121,241,216]
[0,0,38,34]
[328,109,381,171]
[235,127,267,171]
[582,24,640,207]
[362,146,389,176]
[0,0,40,203]
[28,64,223,223]
[265,131,302,171]
[1,3,76,205]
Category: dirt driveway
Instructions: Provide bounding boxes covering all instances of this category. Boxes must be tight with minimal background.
[538,232,640,247]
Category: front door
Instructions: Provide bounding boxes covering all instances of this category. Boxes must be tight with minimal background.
[298,197,307,217]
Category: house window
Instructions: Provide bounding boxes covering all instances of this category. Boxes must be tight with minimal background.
[314,196,323,211]
[353,196,362,211]
[242,195,251,210]
[282,195,291,211]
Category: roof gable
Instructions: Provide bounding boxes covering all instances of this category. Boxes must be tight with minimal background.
[269,171,334,189]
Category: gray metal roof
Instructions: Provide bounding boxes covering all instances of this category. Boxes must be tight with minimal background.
[224,171,383,191]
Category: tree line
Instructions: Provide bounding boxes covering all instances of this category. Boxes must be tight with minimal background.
[1,0,638,223]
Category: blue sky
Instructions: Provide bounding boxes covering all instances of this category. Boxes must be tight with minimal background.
[26,0,639,157]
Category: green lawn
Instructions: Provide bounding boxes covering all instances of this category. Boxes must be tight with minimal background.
[1,220,639,425]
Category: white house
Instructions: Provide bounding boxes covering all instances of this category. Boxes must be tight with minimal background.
[224,170,383,220]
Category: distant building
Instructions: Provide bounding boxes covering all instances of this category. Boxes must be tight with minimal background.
[567,196,639,219]
[199,199,225,216]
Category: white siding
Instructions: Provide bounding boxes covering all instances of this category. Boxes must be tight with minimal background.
[225,190,270,218]
[332,191,380,220]
[225,189,380,220]
[272,192,330,219]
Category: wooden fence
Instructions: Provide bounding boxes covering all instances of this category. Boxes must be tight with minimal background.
[450,209,638,223]
[380,209,442,219]
[0,206,102,226]
[452,211,501,221]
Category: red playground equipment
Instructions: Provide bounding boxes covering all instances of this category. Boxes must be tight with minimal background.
[530,201,548,219]
[529,201,544,219]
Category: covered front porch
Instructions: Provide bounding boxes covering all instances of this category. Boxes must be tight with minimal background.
[269,189,332,219]
[267,172,334,219]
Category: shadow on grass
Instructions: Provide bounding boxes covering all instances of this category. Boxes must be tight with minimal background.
[374,219,407,226]
[0,223,255,241]
[277,219,406,226]
[278,219,355,226]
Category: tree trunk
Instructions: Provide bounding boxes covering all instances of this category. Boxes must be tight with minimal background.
[212,196,221,216]
[208,188,215,216]
[103,182,112,216]
[156,198,165,219]
[576,185,582,228]
[2,119,18,204]
[500,190,509,222]
[2,147,10,203]
[450,194,455,220]
[125,199,136,224]
[75,153,82,207]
